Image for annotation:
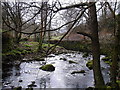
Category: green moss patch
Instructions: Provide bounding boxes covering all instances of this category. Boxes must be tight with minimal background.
[24,44,32,48]
[104,61,112,65]
[13,86,22,90]
[40,64,55,71]
[86,60,93,70]
[117,80,120,87]
[3,50,22,56]
[102,57,111,61]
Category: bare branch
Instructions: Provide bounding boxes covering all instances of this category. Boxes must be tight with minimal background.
[47,9,87,54]
[106,2,115,17]
[59,3,88,10]
[46,2,96,54]
[77,32,92,40]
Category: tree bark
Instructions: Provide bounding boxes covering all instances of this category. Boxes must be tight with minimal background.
[88,2,105,88]
[110,13,120,88]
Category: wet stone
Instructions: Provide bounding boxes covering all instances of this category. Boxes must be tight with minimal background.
[68,60,78,64]
[28,81,37,88]
[48,54,55,57]
[60,58,67,61]
[71,70,86,74]
[86,60,93,70]
[19,80,23,82]
[40,64,55,72]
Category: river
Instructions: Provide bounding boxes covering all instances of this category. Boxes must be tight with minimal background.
[2,52,110,89]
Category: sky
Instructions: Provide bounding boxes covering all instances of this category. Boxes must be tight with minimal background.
[2,0,120,2]
[1,0,120,33]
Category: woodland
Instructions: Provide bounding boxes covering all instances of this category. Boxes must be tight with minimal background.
[1,0,120,89]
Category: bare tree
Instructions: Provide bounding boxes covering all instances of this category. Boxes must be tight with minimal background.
[2,1,40,43]
[106,2,120,88]
[88,2,105,87]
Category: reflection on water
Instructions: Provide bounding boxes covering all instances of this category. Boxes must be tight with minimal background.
[2,52,110,89]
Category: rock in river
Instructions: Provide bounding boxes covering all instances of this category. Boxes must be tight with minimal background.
[40,64,55,71]
[86,60,93,70]
[60,58,67,61]
[68,60,78,64]
[71,70,86,74]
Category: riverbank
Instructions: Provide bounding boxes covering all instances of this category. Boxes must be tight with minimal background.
[2,41,72,69]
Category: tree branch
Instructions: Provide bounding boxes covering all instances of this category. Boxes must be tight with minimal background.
[54,3,89,12]
[46,2,96,55]
[47,9,87,54]
[77,32,92,40]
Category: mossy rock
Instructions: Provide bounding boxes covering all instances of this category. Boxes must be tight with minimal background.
[21,50,27,55]
[60,58,67,61]
[86,60,93,70]
[24,44,32,48]
[13,86,22,90]
[102,57,111,61]
[33,57,45,61]
[104,61,112,65]
[69,60,78,64]
[106,86,112,88]
[40,64,55,71]
[117,80,120,87]
[71,70,85,74]
[3,49,22,58]
[106,81,119,88]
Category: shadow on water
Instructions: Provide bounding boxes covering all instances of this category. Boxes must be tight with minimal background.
[2,52,110,89]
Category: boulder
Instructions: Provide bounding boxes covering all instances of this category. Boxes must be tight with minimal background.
[40,64,55,71]
[28,81,37,88]
[69,60,78,64]
[60,58,67,61]
[71,70,85,74]
[102,57,111,61]
[86,60,93,70]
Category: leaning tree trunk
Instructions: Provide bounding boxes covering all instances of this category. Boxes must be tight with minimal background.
[89,2,105,88]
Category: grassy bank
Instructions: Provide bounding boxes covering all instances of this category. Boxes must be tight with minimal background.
[50,40,91,52]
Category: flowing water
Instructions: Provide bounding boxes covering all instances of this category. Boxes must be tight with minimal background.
[2,52,110,89]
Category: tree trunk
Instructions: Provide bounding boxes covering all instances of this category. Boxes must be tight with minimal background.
[110,13,120,88]
[38,2,44,51]
[89,2,105,88]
